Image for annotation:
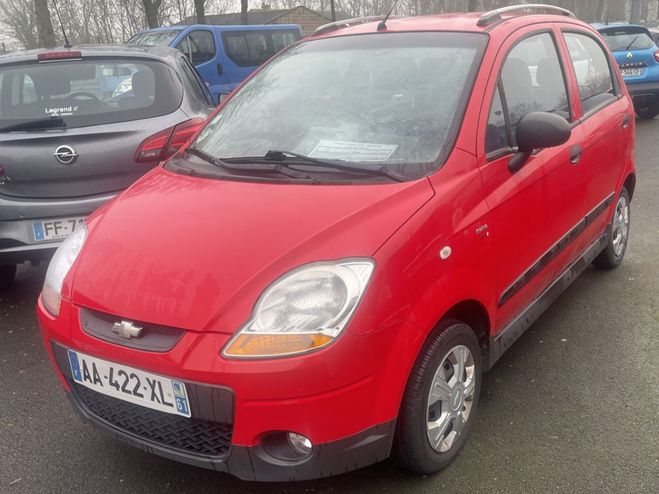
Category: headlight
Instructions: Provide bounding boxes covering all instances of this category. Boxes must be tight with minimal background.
[222,259,375,358]
[41,225,87,316]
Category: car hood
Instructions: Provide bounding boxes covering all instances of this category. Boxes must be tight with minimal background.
[70,167,434,333]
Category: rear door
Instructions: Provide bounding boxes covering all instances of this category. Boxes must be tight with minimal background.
[478,27,587,328]
[0,55,184,199]
[560,29,633,251]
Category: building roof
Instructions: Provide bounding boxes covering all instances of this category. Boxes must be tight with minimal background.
[177,6,349,26]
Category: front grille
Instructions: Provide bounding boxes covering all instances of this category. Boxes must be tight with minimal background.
[71,383,232,458]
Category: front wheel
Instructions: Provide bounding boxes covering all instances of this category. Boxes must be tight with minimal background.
[393,320,481,474]
[0,264,17,290]
[594,188,631,269]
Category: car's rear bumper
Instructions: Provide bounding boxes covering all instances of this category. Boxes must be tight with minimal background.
[626,81,659,106]
[0,192,115,264]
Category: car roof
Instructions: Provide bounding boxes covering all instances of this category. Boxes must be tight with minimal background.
[310,11,590,40]
[133,24,301,35]
[0,44,182,66]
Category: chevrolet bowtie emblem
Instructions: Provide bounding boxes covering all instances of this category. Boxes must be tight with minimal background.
[112,320,143,339]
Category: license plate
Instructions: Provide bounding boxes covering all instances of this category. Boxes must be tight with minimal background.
[621,68,643,77]
[67,350,191,417]
[33,217,85,242]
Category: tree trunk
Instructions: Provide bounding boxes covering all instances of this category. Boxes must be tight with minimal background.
[467,0,477,12]
[194,0,206,24]
[142,0,163,29]
[34,0,56,48]
[241,0,248,25]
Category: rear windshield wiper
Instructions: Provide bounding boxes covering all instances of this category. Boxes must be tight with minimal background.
[624,35,639,51]
[227,149,406,183]
[0,116,66,133]
[185,147,318,181]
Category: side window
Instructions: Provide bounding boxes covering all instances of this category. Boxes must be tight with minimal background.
[271,31,297,52]
[223,31,271,67]
[486,85,510,154]
[563,32,616,114]
[176,30,215,66]
[500,32,571,141]
[180,58,214,106]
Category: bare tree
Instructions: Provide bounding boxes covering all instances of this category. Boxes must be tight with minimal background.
[241,0,248,24]
[34,0,55,47]
[194,0,206,23]
[142,0,163,28]
[467,0,477,12]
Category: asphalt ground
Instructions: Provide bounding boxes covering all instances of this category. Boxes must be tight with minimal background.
[1,120,658,494]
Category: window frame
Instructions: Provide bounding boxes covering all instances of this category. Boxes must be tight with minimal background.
[561,29,622,122]
[178,56,214,106]
[221,29,301,68]
[176,29,216,66]
[485,28,574,162]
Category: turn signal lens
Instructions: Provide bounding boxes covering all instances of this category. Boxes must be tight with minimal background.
[223,333,333,358]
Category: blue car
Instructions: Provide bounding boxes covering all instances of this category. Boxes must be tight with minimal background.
[594,23,659,118]
[128,24,302,100]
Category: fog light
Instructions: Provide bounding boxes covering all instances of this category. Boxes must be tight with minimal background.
[288,433,313,457]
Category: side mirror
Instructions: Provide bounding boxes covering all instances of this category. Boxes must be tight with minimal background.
[217,92,230,105]
[509,112,571,172]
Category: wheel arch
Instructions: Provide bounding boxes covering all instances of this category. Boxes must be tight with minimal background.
[441,299,492,366]
[623,172,636,200]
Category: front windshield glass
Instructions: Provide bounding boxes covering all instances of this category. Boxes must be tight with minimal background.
[193,32,486,179]
[600,28,655,51]
[127,29,182,46]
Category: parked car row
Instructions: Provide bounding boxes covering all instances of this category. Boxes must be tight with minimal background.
[32,4,636,483]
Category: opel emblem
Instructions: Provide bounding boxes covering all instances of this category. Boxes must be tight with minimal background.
[627,52,633,60]
[53,145,78,165]
[112,320,143,339]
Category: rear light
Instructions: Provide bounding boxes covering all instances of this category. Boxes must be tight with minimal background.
[654,50,659,63]
[134,118,205,163]
[37,51,82,62]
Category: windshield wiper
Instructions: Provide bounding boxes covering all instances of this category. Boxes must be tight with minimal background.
[185,147,318,181]
[624,35,639,51]
[0,116,66,133]
[228,150,406,183]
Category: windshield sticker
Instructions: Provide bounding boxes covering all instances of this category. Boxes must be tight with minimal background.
[45,106,79,117]
[308,140,398,162]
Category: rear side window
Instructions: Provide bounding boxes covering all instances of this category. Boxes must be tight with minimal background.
[0,58,182,131]
[500,32,571,136]
[179,58,213,105]
[177,30,216,66]
[564,33,616,114]
[222,30,300,67]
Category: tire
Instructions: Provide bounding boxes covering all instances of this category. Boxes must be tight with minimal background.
[594,188,631,270]
[0,264,17,290]
[393,320,482,475]
[635,104,659,119]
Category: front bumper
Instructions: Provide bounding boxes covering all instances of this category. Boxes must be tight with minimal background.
[38,300,419,481]
[0,192,115,264]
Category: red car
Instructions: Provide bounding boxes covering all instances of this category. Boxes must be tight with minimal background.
[37,5,635,481]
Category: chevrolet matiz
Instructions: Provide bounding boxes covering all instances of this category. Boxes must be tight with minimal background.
[37,4,636,481]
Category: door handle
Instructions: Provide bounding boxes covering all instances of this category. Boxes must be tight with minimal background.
[622,114,631,129]
[570,144,582,165]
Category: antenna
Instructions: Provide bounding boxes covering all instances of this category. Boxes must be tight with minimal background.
[377,0,401,31]
[51,0,72,48]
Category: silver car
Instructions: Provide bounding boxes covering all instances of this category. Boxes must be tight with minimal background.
[0,45,214,288]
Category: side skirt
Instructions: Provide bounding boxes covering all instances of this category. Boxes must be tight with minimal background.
[486,232,608,370]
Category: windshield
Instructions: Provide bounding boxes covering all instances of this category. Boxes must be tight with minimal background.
[600,28,655,51]
[127,29,182,46]
[192,32,486,180]
[0,58,182,131]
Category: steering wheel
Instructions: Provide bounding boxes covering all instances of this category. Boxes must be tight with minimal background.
[68,92,104,106]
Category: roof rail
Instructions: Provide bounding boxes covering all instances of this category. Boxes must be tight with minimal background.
[314,16,385,35]
[477,3,575,27]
